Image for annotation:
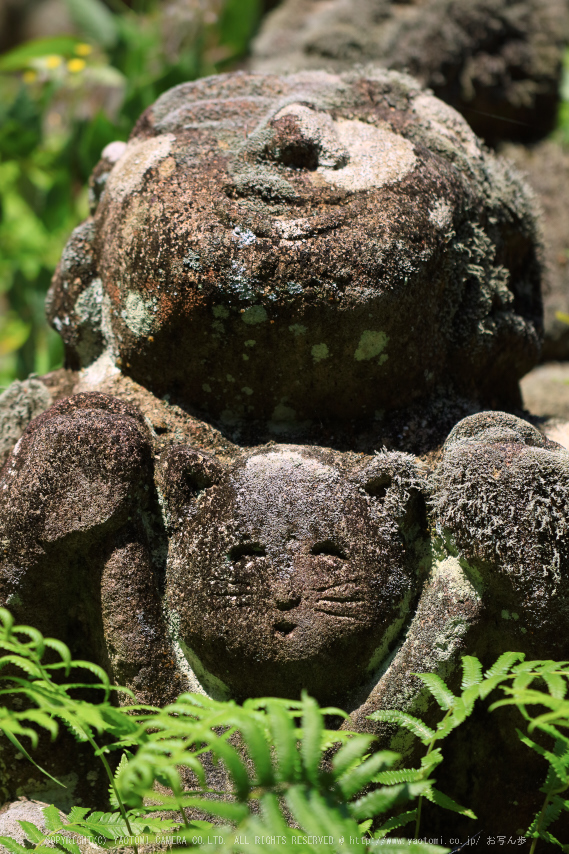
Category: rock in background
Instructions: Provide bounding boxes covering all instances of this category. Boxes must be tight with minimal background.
[250,0,569,145]
[501,139,569,362]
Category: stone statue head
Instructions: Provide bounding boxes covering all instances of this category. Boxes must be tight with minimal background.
[159,443,428,702]
[46,68,542,430]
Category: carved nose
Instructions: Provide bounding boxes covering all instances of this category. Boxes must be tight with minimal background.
[266,103,349,171]
[275,593,301,611]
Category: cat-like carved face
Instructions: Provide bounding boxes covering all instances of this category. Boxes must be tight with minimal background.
[161,444,426,703]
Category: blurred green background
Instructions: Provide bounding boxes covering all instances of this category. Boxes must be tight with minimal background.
[2,0,569,390]
[0,0,266,387]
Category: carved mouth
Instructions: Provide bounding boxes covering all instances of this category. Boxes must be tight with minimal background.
[274,620,297,638]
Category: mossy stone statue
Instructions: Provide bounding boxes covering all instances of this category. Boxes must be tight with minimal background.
[0,69,561,837]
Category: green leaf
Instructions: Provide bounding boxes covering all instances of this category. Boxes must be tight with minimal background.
[0,836,30,854]
[238,715,274,787]
[374,809,417,838]
[351,782,428,821]
[416,673,456,710]
[332,734,377,778]
[374,768,422,785]
[265,700,299,782]
[42,805,63,832]
[423,786,477,818]
[339,751,400,799]
[369,710,435,742]
[67,807,91,823]
[0,37,82,71]
[63,0,118,47]
[300,693,323,786]
[461,656,483,690]
[17,820,46,844]
[484,652,525,680]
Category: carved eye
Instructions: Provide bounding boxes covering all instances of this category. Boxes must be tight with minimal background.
[228,542,267,562]
[311,541,347,560]
[363,473,392,501]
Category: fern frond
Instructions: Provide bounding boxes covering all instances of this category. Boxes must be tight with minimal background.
[16,819,46,844]
[331,734,377,778]
[374,809,417,838]
[485,651,526,678]
[338,751,400,799]
[0,836,30,854]
[300,693,323,786]
[415,673,456,710]
[265,700,299,782]
[373,768,422,786]
[422,786,477,819]
[350,783,428,822]
[461,656,483,690]
[368,710,435,742]
[42,805,63,832]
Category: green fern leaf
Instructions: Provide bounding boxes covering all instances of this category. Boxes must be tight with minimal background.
[373,768,422,785]
[339,751,400,799]
[420,748,444,774]
[42,805,63,832]
[416,673,456,710]
[300,693,323,786]
[67,807,91,823]
[423,786,476,818]
[540,794,567,832]
[265,700,298,782]
[0,836,30,854]
[332,734,377,778]
[42,639,72,672]
[461,656,483,690]
[286,784,359,843]
[368,710,435,742]
[237,715,274,787]
[16,820,46,844]
[358,819,372,834]
[484,652,525,680]
[351,782,428,821]
[374,809,417,838]
[53,837,82,854]
[543,672,568,700]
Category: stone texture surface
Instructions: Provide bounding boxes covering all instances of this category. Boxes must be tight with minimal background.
[500,139,569,361]
[2,396,569,834]
[46,69,543,435]
[250,0,569,145]
[0,378,52,470]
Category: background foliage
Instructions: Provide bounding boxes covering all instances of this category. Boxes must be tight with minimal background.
[0,0,261,387]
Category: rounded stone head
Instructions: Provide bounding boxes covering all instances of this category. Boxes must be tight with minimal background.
[160,444,426,703]
[47,68,542,428]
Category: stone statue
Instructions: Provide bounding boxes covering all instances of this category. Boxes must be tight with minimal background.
[0,68,565,836]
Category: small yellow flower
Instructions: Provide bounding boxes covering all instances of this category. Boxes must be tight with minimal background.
[75,43,92,57]
[23,70,37,84]
[67,58,86,74]
[45,55,63,69]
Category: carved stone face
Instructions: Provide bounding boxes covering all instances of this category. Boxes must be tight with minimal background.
[163,445,425,702]
[47,69,542,428]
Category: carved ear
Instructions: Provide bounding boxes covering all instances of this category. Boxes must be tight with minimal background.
[0,393,151,547]
[353,451,429,540]
[156,446,225,518]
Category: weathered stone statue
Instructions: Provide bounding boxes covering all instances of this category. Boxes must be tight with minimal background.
[0,68,566,838]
